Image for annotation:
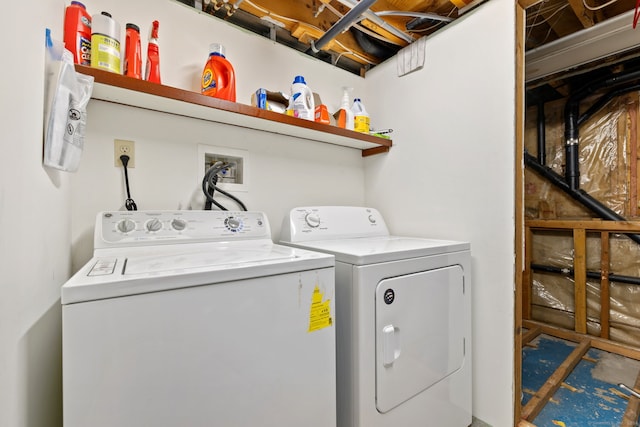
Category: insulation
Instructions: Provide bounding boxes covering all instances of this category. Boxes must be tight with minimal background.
[525,93,640,347]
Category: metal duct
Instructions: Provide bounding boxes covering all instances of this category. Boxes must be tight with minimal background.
[309,0,379,53]
[333,0,415,44]
[526,10,640,83]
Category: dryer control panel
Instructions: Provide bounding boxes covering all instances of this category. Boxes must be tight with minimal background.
[281,206,389,242]
[95,210,271,248]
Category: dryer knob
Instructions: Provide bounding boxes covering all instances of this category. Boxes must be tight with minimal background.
[117,219,136,233]
[305,213,321,228]
[368,215,376,224]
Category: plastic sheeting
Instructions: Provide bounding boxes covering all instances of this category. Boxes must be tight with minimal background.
[530,232,640,347]
[524,94,635,219]
[525,93,640,347]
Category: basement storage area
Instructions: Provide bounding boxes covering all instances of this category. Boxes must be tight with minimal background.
[521,8,640,426]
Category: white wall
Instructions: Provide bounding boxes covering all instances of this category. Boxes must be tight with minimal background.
[70,101,367,269]
[364,1,516,425]
[1,1,69,426]
[67,0,368,271]
[2,1,366,426]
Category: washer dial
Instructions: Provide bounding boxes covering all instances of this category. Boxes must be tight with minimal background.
[145,218,163,232]
[171,218,187,231]
[225,216,243,232]
[116,219,136,233]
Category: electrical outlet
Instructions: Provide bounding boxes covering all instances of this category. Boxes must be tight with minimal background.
[114,139,135,167]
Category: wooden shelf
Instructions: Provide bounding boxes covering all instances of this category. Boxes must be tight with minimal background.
[76,65,391,157]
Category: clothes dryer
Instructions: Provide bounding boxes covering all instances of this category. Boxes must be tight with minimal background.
[281,206,472,427]
[62,210,336,427]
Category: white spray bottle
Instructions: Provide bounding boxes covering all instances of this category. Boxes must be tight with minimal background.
[336,87,354,130]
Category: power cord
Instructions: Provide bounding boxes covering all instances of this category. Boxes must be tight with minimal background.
[202,161,247,211]
[120,155,137,211]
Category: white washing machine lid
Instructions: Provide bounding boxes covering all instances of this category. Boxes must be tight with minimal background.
[284,236,470,265]
[62,241,333,304]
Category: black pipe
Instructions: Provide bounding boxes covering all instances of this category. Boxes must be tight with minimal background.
[564,96,581,190]
[564,67,640,191]
[578,83,640,126]
[524,151,640,245]
[531,263,640,286]
[537,102,546,165]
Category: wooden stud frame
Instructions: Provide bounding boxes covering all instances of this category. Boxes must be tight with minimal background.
[524,219,640,339]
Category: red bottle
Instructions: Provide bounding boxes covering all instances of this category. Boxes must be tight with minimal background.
[63,1,91,66]
[124,23,142,79]
[201,43,236,102]
[145,21,161,84]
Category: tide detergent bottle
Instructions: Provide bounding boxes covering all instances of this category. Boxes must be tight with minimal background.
[201,43,236,102]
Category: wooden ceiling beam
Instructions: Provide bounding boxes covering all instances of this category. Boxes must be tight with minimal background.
[519,0,546,10]
[567,0,595,27]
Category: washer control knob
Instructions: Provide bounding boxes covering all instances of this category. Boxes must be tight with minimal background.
[305,213,321,228]
[368,215,376,224]
[145,218,163,232]
[171,218,187,231]
[117,219,136,233]
[225,217,242,232]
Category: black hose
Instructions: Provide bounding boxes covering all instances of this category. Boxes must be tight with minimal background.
[202,162,247,211]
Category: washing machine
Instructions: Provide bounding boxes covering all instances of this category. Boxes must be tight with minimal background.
[280,206,472,427]
[62,210,337,427]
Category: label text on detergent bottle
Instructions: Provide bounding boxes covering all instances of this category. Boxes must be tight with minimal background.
[79,36,91,66]
[354,115,370,133]
[202,68,216,93]
[92,34,120,73]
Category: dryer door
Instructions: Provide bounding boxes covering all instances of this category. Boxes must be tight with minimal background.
[375,265,465,413]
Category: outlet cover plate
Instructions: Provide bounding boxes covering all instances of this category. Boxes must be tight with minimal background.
[114,139,135,167]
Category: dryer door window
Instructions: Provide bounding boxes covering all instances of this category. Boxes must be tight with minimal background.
[375,265,465,413]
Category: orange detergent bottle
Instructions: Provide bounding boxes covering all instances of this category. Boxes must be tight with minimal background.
[63,1,91,65]
[201,43,236,102]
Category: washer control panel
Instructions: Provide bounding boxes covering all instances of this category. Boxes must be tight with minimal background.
[97,210,270,248]
[281,206,390,243]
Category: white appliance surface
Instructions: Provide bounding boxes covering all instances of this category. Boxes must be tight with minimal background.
[281,206,472,427]
[62,210,337,427]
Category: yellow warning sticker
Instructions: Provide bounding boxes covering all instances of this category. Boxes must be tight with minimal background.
[308,285,333,332]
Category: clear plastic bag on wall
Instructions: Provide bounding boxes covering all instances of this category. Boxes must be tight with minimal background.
[43,29,93,172]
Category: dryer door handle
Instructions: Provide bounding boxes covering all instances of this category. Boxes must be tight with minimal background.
[382,325,401,367]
